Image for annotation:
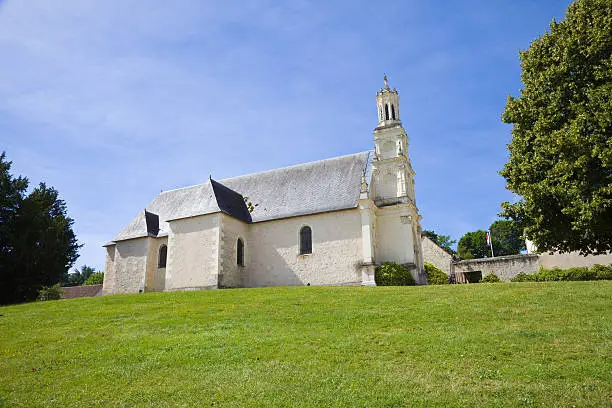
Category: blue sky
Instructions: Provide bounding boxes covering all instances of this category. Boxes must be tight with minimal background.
[0,0,570,270]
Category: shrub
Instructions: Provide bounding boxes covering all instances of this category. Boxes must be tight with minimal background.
[424,262,448,285]
[592,264,612,280]
[511,264,612,282]
[38,284,63,301]
[511,272,536,282]
[375,262,416,286]
[561,267,596,281]
[481,274,501,283]
[84,272,104,285]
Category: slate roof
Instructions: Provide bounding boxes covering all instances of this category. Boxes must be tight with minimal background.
[110,151,372,243]
[210,179,252,223]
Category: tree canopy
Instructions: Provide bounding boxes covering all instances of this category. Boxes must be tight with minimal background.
[457,230,490,260]
[458,220,525,260]
[501,0,612,255]
[84,272,104,286]
[62,265,98,287]
[0,152,80,304]
[422,230,456,255]
[490,219,526,256]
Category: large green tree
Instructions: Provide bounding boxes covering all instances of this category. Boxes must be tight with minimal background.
[0,153,80,304]
[457,230,490,260]
[501,0,612,255]
[490,219,526,256]
[0,152,28,284]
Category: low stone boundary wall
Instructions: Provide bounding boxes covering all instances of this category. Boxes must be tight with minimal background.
[453,254,540,282]
[61,284,103,299]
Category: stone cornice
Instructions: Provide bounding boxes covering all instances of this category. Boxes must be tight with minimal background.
[373,123,403,133]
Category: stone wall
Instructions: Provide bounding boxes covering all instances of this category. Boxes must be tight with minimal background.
[62,284,103,299]
[218,213,249,288]
[165,213,220,291]
[421,235,453,276]
[144,236,168,292]
[102,245,116,295]
[454,254,540,282]
[375,205,417,266]
[538,251,612,269]
[107,237,148,293]
[246,209,363,287]
[451,251,612,284]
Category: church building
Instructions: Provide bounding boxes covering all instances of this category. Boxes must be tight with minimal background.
[102,77,426,294]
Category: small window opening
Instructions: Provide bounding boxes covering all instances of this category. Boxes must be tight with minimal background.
[384,104,389,120]
[158,245,167,268]
[299,226,312,255]
[391,104,396,120]
[237,238,244,266]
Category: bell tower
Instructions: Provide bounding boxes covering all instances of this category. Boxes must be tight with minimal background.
[371,75,415,205]
[376,75,401,127]
[369,75,426,284]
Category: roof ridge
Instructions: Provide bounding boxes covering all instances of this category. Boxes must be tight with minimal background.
[157,179,210,194]
[155,151,372,195]
[221,150,372,183]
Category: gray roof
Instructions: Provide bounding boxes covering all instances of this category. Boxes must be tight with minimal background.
[210,179,252,223]
[111,151,372,243]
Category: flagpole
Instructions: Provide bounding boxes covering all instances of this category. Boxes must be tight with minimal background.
[488,230,495,258]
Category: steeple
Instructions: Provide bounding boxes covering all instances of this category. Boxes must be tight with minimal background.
[369,75,425,284]
[376,74,400,128]
[370,74,414,204]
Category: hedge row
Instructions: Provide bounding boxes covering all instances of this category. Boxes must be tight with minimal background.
[511,264,612,282]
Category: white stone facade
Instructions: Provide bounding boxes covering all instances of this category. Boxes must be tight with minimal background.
[103,77,425,294]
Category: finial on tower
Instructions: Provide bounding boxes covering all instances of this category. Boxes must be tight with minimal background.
[383,74,389,90]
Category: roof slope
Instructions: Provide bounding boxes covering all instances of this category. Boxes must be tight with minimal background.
[113,182,220,241]
[111,151,371,242]
[210,179,252,223]
[221,151,371,223]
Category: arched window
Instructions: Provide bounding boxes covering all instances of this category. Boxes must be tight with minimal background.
[237,238,244,266]
[384,104,389,120]
[158,245,167,268]
[299,226,312,255]
[391,104,396,120]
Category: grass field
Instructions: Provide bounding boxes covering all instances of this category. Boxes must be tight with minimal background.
[1,282,610,407]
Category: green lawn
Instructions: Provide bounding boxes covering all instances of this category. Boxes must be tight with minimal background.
[1,282,610,407]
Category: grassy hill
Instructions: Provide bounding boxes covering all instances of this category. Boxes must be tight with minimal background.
[1,282,610,407]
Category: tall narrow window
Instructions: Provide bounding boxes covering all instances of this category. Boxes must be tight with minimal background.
[299,226,312,255]
[237,238,244,266]
[384,104,389,120]
[158,245,167,268]
[391,104,396,120]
